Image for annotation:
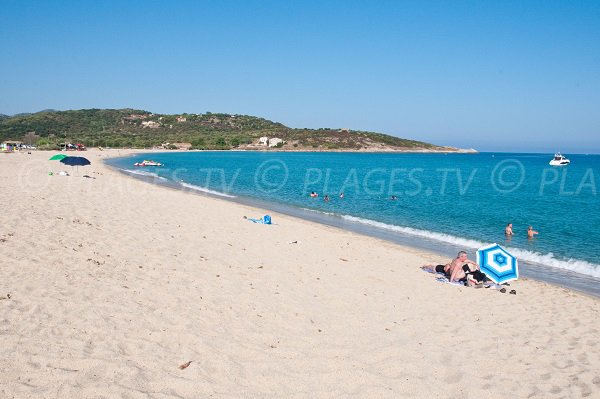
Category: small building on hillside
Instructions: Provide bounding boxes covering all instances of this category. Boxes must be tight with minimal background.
[268,138,284,147]
[141,121,161,128]
[259,137,269,146]
[176,116,187,122]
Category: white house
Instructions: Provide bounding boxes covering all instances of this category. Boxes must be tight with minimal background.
[259,136,269,146]
[268,138,284,147]
[141,121,160,128]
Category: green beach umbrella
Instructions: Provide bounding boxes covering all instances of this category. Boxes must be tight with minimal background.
[49,154,68,161]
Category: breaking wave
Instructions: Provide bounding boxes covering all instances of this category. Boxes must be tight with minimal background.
[179,182,236,198]
[123,169,168,181]
[341,215,600,279]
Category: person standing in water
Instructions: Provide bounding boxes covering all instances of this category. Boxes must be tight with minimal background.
[527,226,539,239]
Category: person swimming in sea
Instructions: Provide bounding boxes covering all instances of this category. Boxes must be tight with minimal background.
[527,226,539,239]
[505,223,514,237]
[310,191,318,198]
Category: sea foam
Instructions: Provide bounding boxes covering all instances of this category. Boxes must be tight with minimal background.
[123,169,168,180]
[180,182,236,198]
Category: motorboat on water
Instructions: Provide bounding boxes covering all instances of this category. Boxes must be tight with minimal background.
[134,160,163,167]
[549,153,570,166]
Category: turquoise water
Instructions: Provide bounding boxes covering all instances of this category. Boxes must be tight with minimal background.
[108,152,600,281]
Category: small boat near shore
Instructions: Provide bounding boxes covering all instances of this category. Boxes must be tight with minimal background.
[134,160,163,167]
[549,153,570,166]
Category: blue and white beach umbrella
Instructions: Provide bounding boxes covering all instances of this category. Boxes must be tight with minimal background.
[477,243,519,284]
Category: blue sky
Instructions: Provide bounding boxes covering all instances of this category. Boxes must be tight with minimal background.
[1,0,599,153]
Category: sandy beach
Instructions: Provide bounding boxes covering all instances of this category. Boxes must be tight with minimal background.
[1,149,599,398]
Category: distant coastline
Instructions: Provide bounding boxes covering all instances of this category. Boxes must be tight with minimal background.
[225,146,478,153]
[0,108,477,153]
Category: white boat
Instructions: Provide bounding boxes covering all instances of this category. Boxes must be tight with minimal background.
[134,160,163,167]
[549,153,570,166]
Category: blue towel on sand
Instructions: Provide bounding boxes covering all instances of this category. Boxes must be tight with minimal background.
[246,215,273,224]
[435,276,465,286]
[421,267,465,286]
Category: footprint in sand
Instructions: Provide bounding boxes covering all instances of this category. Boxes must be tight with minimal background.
[442,371,463,384]
[578,382,592,397]
[552,359,574,370]
[549,385,562,394]
[577,352,589,364]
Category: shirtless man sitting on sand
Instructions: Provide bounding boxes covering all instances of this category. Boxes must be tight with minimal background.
[446,251,480,283]
[422,251,480,282]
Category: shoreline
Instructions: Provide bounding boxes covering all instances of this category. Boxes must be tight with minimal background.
[106,149,600,298]
[92,146,477,153]
[2,148,599,398]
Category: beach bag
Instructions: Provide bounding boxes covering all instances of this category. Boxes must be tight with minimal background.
[463,264,485,285]
[263,215,272,225]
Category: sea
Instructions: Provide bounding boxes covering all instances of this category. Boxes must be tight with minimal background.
[106,151,600,296]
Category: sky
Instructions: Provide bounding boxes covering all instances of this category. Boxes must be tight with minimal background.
[1,0,599,153]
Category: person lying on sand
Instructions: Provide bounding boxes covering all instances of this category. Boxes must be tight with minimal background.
[423,251,477,280]
[422,250,488,285]
[422,263,451,276]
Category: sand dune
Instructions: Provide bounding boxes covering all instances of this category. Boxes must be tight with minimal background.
[1,149,599,398]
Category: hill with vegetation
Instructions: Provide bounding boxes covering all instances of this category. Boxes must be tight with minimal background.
[0,108,464,152]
